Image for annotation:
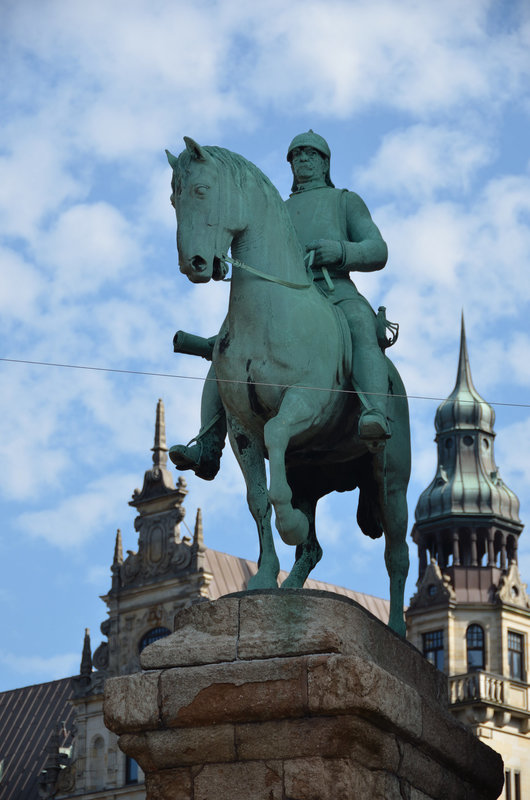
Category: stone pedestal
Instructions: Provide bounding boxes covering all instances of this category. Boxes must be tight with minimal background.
[104,590,503,800]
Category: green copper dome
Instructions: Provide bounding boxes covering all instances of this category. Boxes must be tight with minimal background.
[415,316,520,526]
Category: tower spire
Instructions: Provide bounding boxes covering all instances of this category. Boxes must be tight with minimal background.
[193,508,204,554]
[113,529,123,567]
[455,311,474,394]
[411,317,523,596]
[152,398,168,468]
[80,628,92,678]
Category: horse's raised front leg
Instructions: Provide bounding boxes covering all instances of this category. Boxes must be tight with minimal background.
[281,492,322,588]
[381,484,409,637]
[226,415,279,590]
[264,388,322,546]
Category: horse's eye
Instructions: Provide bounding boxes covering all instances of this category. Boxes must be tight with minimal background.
[194,185,209,198]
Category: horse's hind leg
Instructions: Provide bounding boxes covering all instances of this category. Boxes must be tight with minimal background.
[382,485,409,637]
[281,493,322,588]
[226,415,279,590]
[264,388,322,546]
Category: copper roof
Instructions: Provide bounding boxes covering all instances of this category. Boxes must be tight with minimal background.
[204,547,390,623]
[0,677,74,800]
[415,317,521,527]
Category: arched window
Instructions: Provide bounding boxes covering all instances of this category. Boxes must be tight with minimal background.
[466,624,485,671]
[90,735,106,790]
[138,626,171,653]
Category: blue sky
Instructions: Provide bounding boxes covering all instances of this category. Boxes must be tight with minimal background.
[1,0,530,691]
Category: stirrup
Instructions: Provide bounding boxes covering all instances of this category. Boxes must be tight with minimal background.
[168,439,220,481]
[359,409,391,442]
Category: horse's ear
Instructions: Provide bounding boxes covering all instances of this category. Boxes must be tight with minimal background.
[165,149,179,170]
[183,136,207,162]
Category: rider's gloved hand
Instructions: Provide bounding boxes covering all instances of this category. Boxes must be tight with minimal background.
[305,239,342,266]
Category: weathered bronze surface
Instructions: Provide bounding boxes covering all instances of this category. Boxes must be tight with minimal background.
[166,134,411,635]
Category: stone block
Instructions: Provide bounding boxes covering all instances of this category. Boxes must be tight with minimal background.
[192,760,283,800]
[235,715,400,770]
[160,657,307,727]
[307,653,422,738]
[283,758,404,800]
[237,592,347,660]
[120,726,236,770]
[420,698,504,798]
[104,671,160,733]
[145,769,192,800]
[140,597,239,669]
[235,590,446,704]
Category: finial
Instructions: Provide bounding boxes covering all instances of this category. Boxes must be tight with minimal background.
[80,628,92,677]
[152,398,168,468]
[193,508,204,552]
[113,529,123,567]
[454,311,474,393]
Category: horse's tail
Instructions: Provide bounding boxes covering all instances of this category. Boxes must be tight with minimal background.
[356,356,411,540]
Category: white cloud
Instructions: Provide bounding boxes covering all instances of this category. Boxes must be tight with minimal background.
[37,202,142,298]
[17,473,137,548]
[356,125,493,200]
[241,0,530,116]
[0,651,80,682]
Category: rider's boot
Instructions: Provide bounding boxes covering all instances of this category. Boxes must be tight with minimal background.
[353,343,391,454]
[358,407,391,454]
[169,411,226,481]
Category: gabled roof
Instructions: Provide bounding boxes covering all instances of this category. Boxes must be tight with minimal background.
[0,677,74,800]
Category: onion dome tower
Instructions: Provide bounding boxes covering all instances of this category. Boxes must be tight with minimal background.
[407,317,530,771]
[412,316,523,598]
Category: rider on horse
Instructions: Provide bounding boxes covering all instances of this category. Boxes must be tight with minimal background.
[169,130,391,478]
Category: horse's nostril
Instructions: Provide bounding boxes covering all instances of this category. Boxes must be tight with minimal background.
[192,255,207,271]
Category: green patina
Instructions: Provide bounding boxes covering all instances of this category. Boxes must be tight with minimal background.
[166,133,411,636]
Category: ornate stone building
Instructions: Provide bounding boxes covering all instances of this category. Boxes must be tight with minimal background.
[406,319,530,800]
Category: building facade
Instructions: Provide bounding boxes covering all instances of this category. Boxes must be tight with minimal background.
[407,319,530,800]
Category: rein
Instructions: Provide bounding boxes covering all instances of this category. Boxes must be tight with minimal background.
[220,253,313,291]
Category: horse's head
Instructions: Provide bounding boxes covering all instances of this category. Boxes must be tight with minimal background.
[166,137,238,284]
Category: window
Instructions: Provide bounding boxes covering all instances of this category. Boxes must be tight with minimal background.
[508,631,525,680]
[138,626,171,653]
[423,630,444,671]
[125,756,139,785]
[505,770,522,800]
[514,772,521,800]
[90,736,105,791]
[466,624,485,671]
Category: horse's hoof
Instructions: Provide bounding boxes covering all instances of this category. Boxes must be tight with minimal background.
[276,509,309,546]
[247,571,278,590]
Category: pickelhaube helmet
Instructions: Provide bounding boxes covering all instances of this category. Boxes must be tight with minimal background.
[286,129,331,162]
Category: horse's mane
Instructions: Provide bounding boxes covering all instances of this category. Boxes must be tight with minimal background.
[177,145,297,239]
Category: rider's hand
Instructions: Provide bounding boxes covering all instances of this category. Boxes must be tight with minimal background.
[306,239,342,267]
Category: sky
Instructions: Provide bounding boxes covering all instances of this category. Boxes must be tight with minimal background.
[1,0,530,692]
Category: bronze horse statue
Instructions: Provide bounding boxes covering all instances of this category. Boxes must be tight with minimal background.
[167,138,410,635]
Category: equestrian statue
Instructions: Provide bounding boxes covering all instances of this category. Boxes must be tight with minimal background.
[165,131,411,636]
